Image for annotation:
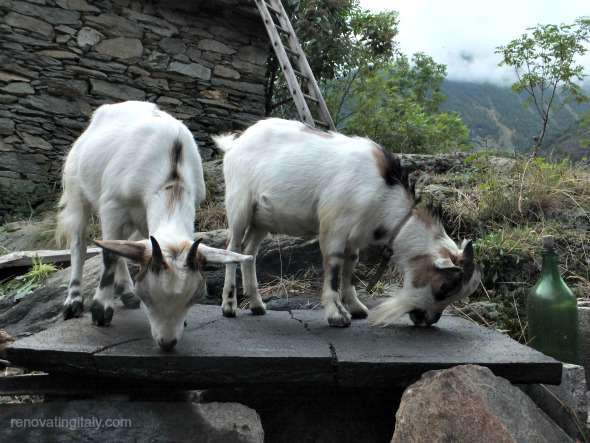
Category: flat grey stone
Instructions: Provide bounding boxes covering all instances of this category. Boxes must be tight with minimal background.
[4,12,54,39]
[76,27,103,48]
[291,309,562,386]
[7,305,561,388]
[96,37,143,59]
[0,400,264,443]
[168,62,211,80]
[89,79,145,100]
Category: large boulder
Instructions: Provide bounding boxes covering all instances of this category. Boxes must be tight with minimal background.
[392,365,571,443]
[0,400,263,443]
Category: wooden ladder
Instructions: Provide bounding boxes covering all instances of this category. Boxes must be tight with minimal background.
[254,0,335,130]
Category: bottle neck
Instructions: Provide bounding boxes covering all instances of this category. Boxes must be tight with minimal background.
[541,252,561,280]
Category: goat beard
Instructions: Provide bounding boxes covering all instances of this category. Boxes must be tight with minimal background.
[368,289,420,327]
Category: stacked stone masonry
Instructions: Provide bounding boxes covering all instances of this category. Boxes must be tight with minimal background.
[0,0,269,218]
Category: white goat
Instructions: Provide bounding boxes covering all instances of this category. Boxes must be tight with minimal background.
[57,101,252,351]
[214,118,481,327]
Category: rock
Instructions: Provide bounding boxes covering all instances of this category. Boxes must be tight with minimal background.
[8,2,81,25]
[0,118,15,135]
[0,400,264,443]
[198,39,236,55]
[4,12,54,39]
[20,133,52,151]
[86,14,143,38]
[96,37,143,59]
[0,82,34,96]
[21,95,82,117]
[214,65,240,80]
[236,45,267,65]
[211,78,264,95]
[35,50,79,60]
[55,0,99,12]
[77,27,104,48]
[46,78,88,97]
[159,37,186,54]
[0,71,30,83]
[519,363,587,441]
[90,79,145,100]
[392,365,572,443]
[168,62,211,80]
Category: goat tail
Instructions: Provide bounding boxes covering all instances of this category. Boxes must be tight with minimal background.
[368,290,416,327]
[212,133,238,153]
[55,149,89,248]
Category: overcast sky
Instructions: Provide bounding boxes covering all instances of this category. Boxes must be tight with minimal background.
[359,0,590,85]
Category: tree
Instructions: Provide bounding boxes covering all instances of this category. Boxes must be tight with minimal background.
[496,18,590,155]
[265,0,398,117]
[342,54,470,153]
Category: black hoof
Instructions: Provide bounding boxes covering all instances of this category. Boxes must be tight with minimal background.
[63,300,84,320]
[91,300,114,326]
[350,309,369,320]
[222,306,236,318]
[328,316,352,328]
[250,306,266,316]
[121,292,140,309]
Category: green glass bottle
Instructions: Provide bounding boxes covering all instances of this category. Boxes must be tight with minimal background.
[527,236,578,363]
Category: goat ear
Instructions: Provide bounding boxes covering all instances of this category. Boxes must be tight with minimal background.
[462,240,475,282]
[149,236,167,272]
[433,257,461,271]
[185,238,202,270]
[94,240,147,263]
[196,244,253,265]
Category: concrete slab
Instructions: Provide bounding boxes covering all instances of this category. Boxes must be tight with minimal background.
[6,305,562,388]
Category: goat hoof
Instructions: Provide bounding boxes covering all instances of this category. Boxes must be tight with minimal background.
[250,305,266,316]
[328,315,352,328]
[63,300,84,320]
[121,292,140,309]
[350,308,369,319]
[222,306,236,318]
[91,301,114,326]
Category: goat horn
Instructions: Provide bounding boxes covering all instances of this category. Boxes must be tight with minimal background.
[186,238,202,270]
[462,240,475,283]
[149,236,166,273]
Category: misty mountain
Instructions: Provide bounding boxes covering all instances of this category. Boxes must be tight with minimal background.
[440,80,590,158]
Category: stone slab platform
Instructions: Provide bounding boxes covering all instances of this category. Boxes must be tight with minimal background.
[6,305,562,387]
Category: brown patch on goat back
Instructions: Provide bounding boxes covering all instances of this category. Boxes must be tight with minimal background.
[371,145,413,196]
[409,254,434,288]
[170,139,183,181]
[164,181,184,210]
[165,139,184,209]
[439,247,463,267]
[301,124,333,138]
[413,207,435,229]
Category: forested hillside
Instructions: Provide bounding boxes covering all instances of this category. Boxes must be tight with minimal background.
[441,80,590,158]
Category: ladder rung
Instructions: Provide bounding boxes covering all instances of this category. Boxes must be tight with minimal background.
[303,93,319,103]
[276,24,291,35]
[285,47,300,58]
[293,69,308,79]
[314,119,330,128]
[264,2,282,16]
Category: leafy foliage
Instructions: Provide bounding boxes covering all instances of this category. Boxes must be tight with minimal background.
[496,18,590,152]
[337,55,470,153]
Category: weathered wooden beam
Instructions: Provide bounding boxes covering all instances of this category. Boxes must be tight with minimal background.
[0,248,101,270]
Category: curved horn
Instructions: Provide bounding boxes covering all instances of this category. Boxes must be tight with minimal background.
[185,238,202,270]
[150,236,166,272]
[462,240,475,282]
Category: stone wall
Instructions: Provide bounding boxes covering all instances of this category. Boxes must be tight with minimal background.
[0,0,269,219]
